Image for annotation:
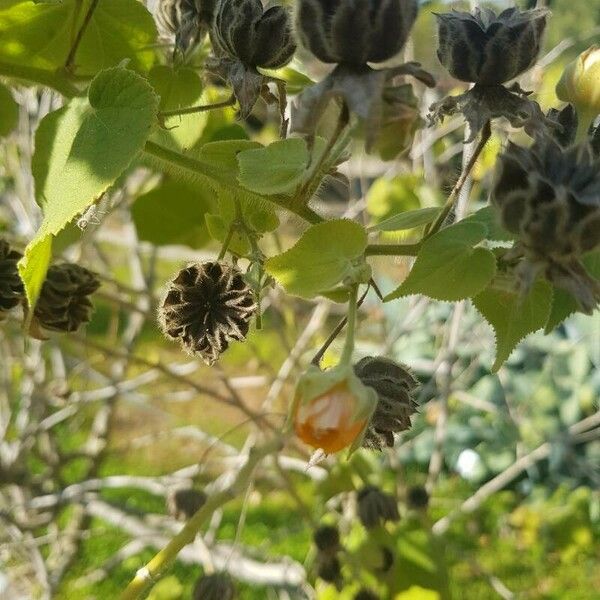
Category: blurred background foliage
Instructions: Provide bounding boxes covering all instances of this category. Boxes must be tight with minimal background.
[0,0,599,599]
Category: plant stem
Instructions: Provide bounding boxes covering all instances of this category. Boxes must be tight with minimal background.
[159,95,236,118]
[64,0,101,72]
[574,109,595,143]
[217,223,235,260]
[426,120,491,238]
[340,284,359,365]
[119,437,284,600]
[365,242,422,257]
[0,61,80,98]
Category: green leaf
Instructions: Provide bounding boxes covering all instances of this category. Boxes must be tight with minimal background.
[17,235,52,311]
[132,178,212,249]
[366,175,421,221]
[204,213,250,256]
[545,251,600,332]
[385,221,497,302]
[237,138,310,195]
[0,0,156,75]
[20,66,158,307]
[368,207,440,232]
[461,206,514,242]
[265,219,368,299]
[473,278,553,371]
[0,82,18,137]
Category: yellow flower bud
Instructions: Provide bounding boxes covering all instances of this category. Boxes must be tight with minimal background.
[556,46,600,118]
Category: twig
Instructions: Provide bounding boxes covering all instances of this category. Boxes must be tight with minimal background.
[64,0,101,72]
[159,95,236,119]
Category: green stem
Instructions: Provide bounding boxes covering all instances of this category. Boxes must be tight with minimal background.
[425,120,491,238]
[575,110,595,143]
[120,437,284,600]
[64,0,101,72]
[217,223,236,260]
[0,61,80,98]
[340,284,359,365]
[365,242,421,257]
[159,95,236,118]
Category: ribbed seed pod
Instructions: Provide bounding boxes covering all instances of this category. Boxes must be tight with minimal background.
[296,0,417,66]
[0,240,23,317]
[155,0,213,53]
[492,137,600,313]
[34,264,100,333]
[192,573,236,600]
[356,486,400,529]
[166,488,207,521]
[436,7,548,85]
[158,261,256,365]
[212,0,296,68]
[353,356,419,450]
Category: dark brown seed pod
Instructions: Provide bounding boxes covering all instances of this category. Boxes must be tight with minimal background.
[34,264,100,333]
[436,7,549,85]
[296,0,418,67]
[407,485,429,509]
[193,572,236,600]
[212,0,296,69]
[155,0,214,54]
[353,356,418,450]
[158,261,257,365]
[313,525,340,554]
[356,486,400,529]
[166,487,207,521]
[317,554,342,583]
[492,136,600,313]
[0,240,23,318]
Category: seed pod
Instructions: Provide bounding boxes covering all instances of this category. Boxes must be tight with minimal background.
[0,240,23,318]
[155,0,214,53]
[193,573,236,600]
[158,261,256,365]
[356,486,400,529]
[317,554,342,583]
[166,488,207,521]
[556,45,600,118]
[297,0,418,67]
[353,356,418,450]
[313,525,340,554]
[492,137,600,313]
[34,264,100,333]
[436,7,548,85]
[407,485,429,509]
[546,104,578,147]
[212,0,296,69]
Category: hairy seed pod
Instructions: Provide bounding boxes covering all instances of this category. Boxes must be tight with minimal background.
[297,0,417,67]
[356,485,400,529]
[193,572,236,600]
[492,137,600,313]
[313,525,340,554]
[436,7,548,85]
[34,264,100,333]
[0,240,23,318]
[158,261,256,365]
[353,356,418,450]
[166,487,207,521]
[212,0,296,68]
[155,0,214,53]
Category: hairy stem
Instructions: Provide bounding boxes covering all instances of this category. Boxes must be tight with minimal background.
[426,120,491,237]
[364,242,422,257]
[0,61,80,98]
[340,284,359,365]
[159,95,236,118]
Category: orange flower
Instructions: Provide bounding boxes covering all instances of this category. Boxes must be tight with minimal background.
[291,365,377,454]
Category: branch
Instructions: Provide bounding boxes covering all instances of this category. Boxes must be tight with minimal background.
[64,0,101,72]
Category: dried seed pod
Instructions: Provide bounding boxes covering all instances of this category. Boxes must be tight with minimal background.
[212,0,295,69]
[166,487,207,520]
[313,525,340,554]
[296,0,417,66]
[158,261,256,365]
[155,0,214,54]
[356,486,400,529]
[317,554,342,583]
[492,137,600,313]
[34,264,100,333]
[407,485,429,509]
[436,7,549,85]
[0,240,23,318]
[353,356,418,450]
[193,572,236,600]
